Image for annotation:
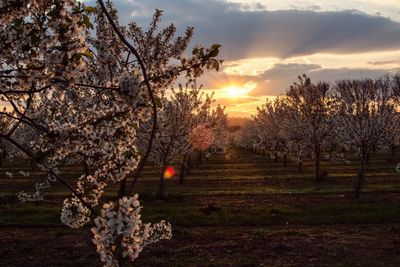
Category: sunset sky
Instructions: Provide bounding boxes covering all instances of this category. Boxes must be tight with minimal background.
[91,0,400,117]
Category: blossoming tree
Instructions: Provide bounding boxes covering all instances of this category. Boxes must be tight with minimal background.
[142,83,214,197]
[334,77,398,198]
[0,0,221,265]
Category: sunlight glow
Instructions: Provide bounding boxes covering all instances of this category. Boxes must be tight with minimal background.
[221,82,256,98]
[224,86,247,98]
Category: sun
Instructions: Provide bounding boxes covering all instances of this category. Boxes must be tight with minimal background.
[221,82,256,98]
[223,86,249,98]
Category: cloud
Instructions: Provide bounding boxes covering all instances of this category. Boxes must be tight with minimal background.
[248,63,399,95]
[260,63,322,79]
[84,0,400,102]
[96,0,400,60]
[215,96,260,106]
[198,71,259,89]
[368,58,400,66]
[200,62,399,96]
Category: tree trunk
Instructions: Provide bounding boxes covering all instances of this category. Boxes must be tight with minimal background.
[354,152,366,199]
[366,152,370,164]
[179,154,188,185]
[262,149,266,157]
[274,152,278,162]
[298,159,303,173]
[158,164,167,198]
[391,144,396,158]
[187,154,192,174]
[315,146,321,181]
[196,151,202,167]
[283,153,287,167]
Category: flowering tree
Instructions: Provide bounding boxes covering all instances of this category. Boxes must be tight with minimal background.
[239,119,259,151]
[209,104,229,152]
[334,77,398,198]
[142,83,214,197]
[281,75,336,180]
[256,96,308,171]
[0,0,221,265]
[255,76,337,175]
[255,98,287,162]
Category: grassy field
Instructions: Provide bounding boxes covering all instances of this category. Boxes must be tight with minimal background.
[1,147,400,266]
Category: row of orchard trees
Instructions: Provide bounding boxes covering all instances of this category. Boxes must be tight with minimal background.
[0,1,226,266]
[242,75,400,198]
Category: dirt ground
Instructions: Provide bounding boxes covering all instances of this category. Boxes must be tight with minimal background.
[1,224,400,267]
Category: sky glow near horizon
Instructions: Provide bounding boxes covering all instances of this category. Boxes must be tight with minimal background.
[88,0,400,117]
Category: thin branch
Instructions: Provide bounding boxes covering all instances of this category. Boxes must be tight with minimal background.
[74,83,119,91]
[0,134,97,215]
[96,0,158,196]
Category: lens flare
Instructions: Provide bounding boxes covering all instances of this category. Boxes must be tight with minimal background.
[164,166,175,179]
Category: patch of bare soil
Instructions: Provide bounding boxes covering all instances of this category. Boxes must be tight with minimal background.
[1,224,400,267]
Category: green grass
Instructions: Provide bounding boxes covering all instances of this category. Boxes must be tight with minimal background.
[1,147,400,227]
[1,198,399,227]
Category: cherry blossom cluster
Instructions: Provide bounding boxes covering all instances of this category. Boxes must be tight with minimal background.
[91,195,172,266]
[0,0,91,95]
[143,220,172,247]
[61,196,91,229]
[17,179,52,202]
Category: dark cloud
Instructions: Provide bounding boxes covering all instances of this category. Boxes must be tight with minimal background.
[368,58,400,65]
[309,5,321,11]
[239,2,266,11]
[93,0,400,60]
